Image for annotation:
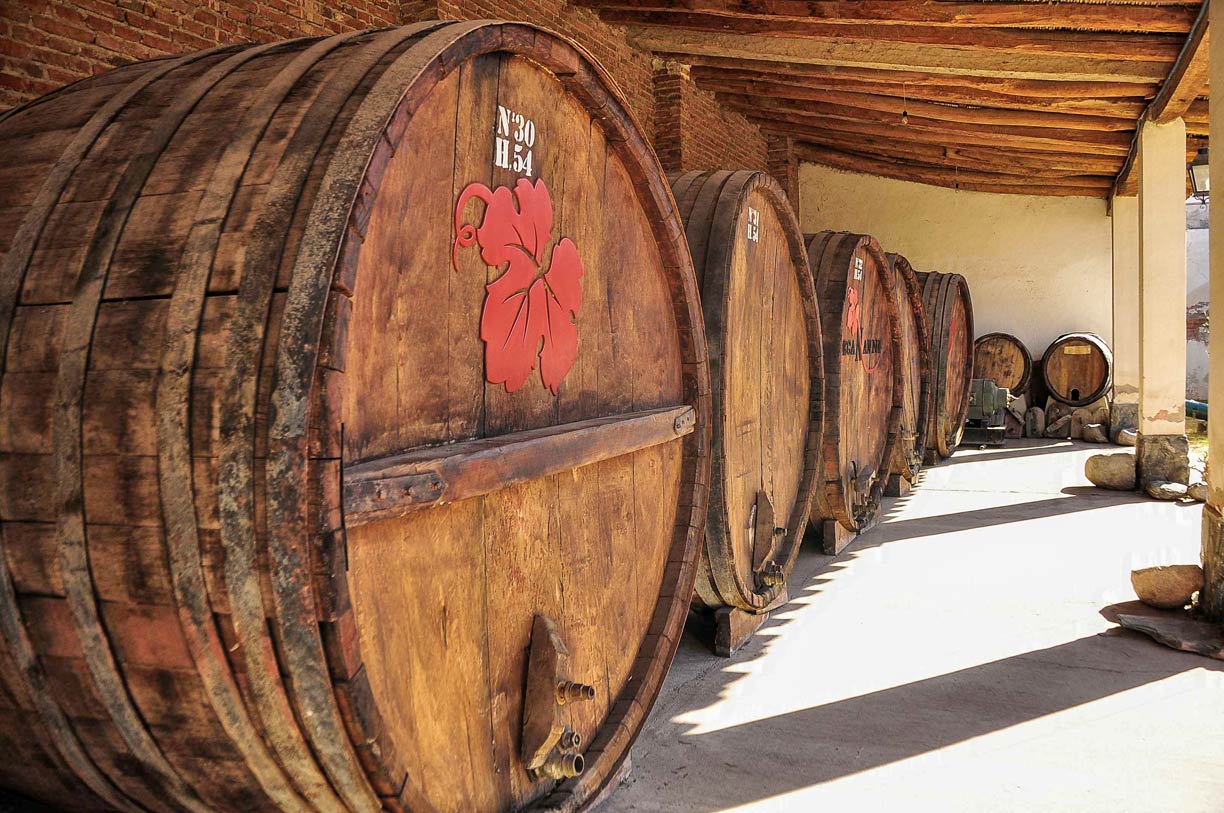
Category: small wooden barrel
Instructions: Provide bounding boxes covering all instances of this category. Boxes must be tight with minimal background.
[805,232,902,533]
[670,170,822,614]
[1041,332,1112,407]
[0,24,711,813]
[886,253,932,485]
[974,332,1032,394]
[916,271,974,461]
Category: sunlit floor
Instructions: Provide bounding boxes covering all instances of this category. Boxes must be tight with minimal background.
[603,439,1224,813]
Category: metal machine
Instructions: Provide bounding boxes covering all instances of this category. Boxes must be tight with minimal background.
[963,378,1010,446]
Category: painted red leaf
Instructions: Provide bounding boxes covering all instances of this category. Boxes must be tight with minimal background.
[453,178,583,394]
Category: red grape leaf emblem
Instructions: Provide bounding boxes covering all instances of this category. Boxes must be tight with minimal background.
[452,178,583,394]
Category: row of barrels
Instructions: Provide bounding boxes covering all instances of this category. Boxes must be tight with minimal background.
[0,23,972,813]
[974,332,1113,407]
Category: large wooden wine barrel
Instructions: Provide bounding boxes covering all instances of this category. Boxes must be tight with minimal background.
[885,253,931,487]
[1041,333,1112,407]
[916,271,974,461]
[974,332,1032,394]
[0,23,711,813]
[805,232,902,537]
[670,170,822,615]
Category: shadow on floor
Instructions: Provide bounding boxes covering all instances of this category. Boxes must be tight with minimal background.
[643,632,1222,812]
[857,489,1144,547]
[941,441,1079,465]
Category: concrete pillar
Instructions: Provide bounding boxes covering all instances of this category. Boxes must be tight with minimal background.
[1135,115,1189,486]
[1110,195,1139,439]
[1201,0,1224,620]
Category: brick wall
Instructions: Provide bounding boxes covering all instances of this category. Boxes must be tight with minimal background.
[1,0,769,175]
[0,1,400,108]
[651,58,768,175]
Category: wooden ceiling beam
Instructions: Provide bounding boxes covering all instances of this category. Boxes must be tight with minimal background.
[1113,0,1209,197]
[576,1,1198,34]
[678,57,1161,96]
[1185,97,1210,134]
[605,12,1185,61]
[709,86,1137,131]
[628,28,1170,82]
[1149,0,1211,123]
[723,95,1136,153]
[795,144,1112,197]
[793,131,1124,177]
[692,74,1149,119]
[738,110,1132,157]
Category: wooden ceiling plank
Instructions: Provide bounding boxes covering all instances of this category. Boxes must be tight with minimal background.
[1113,0,1209,196]
[1150,0,1211,122]
[795,144,1112,197]
[709,86,1137,131]
[576,1,1198,34]
[679,57,1162,96]
[692,74,1149,119]
[798,153,1113,190]
[740,111,1133,157]
[794,131,1124,176]
[605,12,1185,61]
[726,96,1136,152]
[629,30,1169,82]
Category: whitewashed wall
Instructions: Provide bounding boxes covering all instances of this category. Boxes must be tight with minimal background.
[799,162,1114,366]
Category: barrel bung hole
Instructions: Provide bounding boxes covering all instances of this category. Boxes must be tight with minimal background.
[1071,388,1081,401]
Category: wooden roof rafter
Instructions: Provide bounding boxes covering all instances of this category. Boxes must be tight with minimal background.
[575,0,1211,198]
[577,1,1200,34]
[1114,0,1210,196]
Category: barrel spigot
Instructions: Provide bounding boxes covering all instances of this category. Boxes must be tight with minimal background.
[558,728,581,750]
[531,751,584,781]
[556,681,596,705]
[756,560,784,588]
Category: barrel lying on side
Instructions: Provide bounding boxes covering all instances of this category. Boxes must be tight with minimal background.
[806,231,902,551]
[670,170,822,628]
[917,271,975,461]
[0,23,711,813]
[1041,332,1112,407]
[886,253,932,492]
[974,332,1032,395]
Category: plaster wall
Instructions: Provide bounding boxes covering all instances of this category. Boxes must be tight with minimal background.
[799,162,1114,359]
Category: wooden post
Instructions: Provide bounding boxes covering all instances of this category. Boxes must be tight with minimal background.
[1136,115,1190,485]
[1110,195,1139,440]
[1202,0,1224,621]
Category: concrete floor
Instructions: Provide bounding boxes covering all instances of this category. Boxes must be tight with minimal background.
[604,439,1224,813]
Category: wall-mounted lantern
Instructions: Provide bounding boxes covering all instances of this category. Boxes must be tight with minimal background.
[1189,147,1209,205]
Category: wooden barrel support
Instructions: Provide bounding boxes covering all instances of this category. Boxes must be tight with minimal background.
[885,253,932,497]
[0,23,712,813]
[805,231,903,555]
[974,332,1032,395]
[670,170,822,656]
[916,271,975,462]
[1041,332,1112,407]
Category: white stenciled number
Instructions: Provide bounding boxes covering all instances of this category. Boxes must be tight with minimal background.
[747,207,760,243]
[853,257,864,281]
[495,104,537,178]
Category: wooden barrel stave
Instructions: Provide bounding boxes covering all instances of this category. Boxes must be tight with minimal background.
[0,23,712,813]
[916,270,974,461]
[671,170,822,613]
[806,231,902,532]
[886,253,931,483]
[974,332,1032,395]
[1041,332,1112,407]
